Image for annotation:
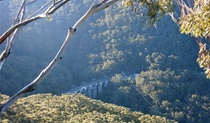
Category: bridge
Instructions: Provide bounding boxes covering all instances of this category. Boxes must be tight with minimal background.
[65,73,139,98]
[65,78,110,98]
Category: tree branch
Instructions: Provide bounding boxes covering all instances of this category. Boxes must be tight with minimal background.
[26,0,38,5]
[14,0,25,24]
[73,0,118,28]
[47,0,70,15]
[0,0,119,115]
[0,15,43,61]
[0,0,70,45]
[27,0,53,19]
[0,0,70,70]
[0,0,26,69]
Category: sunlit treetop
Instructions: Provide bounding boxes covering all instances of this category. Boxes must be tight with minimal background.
[123,0,174,23]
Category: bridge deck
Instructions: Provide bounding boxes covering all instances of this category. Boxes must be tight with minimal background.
[65,78,110,93]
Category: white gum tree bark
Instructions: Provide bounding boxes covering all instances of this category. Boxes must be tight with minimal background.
[0,0,119,115]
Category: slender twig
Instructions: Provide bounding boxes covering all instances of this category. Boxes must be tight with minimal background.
[47,0,69,15]
[8,0,26,50]
[26,0,38,5]
[14,0,25,25]
[27,0,53,19]
[0,0,26,69]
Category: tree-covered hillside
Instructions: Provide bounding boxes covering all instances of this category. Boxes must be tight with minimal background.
[97,70,210,123]
[0,0,209,122]
[0,0,203,95]
[0,94,176,123]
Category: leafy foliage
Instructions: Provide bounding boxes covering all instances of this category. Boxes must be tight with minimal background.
[179,0,210,38]
[123,0,174,23]
[197,42,210,78]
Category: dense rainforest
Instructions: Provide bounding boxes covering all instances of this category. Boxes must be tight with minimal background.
[0,0,210,122]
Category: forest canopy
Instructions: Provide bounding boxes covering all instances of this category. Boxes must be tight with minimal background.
[0,94,176,123]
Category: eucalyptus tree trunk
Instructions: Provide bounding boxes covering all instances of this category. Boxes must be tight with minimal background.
[0,0,119,116]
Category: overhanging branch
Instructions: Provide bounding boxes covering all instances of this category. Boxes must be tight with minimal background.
[0,0,119,115]
[0,0,70,45]
[0,0,70,70]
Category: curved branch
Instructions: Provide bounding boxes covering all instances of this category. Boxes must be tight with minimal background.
[48,0,70,14]
[26,0,38,5]
[14,0,26,24]
[0,0,70,45]
[0,0,70,69]
[0,28,74,115]
[0,0,26,67]
[0,15,43,44]
[73,0,118,28]
[0,0,119,115]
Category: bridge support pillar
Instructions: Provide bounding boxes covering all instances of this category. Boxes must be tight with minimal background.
[98,83,103,93]
[104,81,109,87]
[87,86,92,98]
[92,86,97,98]
[81,88,86,95]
